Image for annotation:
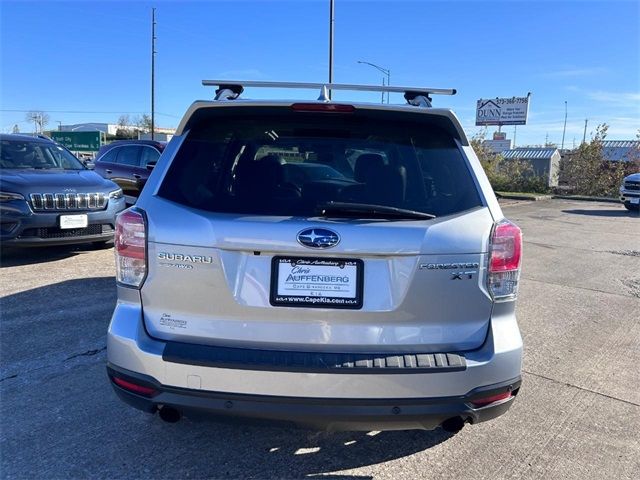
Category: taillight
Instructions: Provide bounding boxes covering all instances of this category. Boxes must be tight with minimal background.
[114,208,146,288]
[488,219,522,301]
[291,103,355,113]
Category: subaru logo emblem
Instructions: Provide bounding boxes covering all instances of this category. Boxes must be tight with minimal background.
[297,228,340,249]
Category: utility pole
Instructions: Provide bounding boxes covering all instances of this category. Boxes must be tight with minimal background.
[582,119,588,144]
[513,125,517,148]
[151,7,156,140]
[56,121,62,131]
[328,0,334,100]
[561,101,567,150]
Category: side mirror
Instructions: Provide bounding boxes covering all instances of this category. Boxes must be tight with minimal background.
[84,160,95,170]
[146,161,156,171]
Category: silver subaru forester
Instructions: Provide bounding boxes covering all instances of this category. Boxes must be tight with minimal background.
[107,81,523,432]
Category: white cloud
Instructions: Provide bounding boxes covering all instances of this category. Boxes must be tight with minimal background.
[539,67,609,79]
[566,86,640,106]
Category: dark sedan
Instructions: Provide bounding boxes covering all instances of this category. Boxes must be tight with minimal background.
[0,134,126,247]
[94,140,165,205]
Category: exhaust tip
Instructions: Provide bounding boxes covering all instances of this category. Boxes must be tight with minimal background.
[441,417,465,433]
[158,406,181,423]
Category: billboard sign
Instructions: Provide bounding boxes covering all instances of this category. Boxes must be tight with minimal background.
[476,95,530,126]
[50,131,104,152]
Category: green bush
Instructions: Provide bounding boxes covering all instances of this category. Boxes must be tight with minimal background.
[471,133,549,194]
[562,124,638,197]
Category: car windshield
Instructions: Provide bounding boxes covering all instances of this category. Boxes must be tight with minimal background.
[0,139,85,170]
[158,109,483,218]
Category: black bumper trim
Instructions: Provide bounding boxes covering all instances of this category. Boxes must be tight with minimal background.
[107,363,520,431]
[162,341,466,374]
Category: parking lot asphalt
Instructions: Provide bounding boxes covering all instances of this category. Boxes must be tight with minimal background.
[1,199,639,480]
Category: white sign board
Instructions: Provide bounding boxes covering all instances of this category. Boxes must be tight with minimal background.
[482,139,513,153]
[476,96,530,126]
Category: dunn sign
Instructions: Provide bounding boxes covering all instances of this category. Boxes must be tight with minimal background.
[475,95,530,126]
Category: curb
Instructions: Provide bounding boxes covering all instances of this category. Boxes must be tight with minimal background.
[551,195,620,204]
[496,193,552,201]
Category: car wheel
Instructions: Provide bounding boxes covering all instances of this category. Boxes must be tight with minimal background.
[624,203,639,211]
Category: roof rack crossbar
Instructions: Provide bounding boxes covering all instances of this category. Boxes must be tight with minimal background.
[202,80,456,106]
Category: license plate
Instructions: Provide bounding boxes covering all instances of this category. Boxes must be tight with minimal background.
[631,198,639,204]
[270,257,364,309]
[59,214,88,229]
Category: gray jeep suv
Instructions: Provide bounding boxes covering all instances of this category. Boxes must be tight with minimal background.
[107,81,523,432]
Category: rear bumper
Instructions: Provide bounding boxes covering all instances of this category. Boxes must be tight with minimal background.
[107,362,520,431]
[107,289,523,430]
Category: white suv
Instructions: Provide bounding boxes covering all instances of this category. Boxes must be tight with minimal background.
[106,81,523,432]
[620,172,640,211]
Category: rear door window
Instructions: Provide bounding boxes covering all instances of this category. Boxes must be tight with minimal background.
[116,146,141,167]
[140,146,161,167]
[98,148,118,164]
[158,108,482,218]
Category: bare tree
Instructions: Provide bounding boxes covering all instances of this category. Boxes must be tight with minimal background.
[116,114,134,138]
[25,111,50,133]
[117,114,130,128]
[135,114,152,133]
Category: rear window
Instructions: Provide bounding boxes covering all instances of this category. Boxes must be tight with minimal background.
[158,108,482,218]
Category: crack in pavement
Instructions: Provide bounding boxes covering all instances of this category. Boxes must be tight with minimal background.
[522,369,640,408]
[65,346,106,361]
[521,276,639,299]
[1,344,107,385]
[607,250,640,257]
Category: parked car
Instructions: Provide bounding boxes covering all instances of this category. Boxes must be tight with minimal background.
[94,140,165,204]
[107,81,523,432]
[0,134,126,247]
[619,172,640,211]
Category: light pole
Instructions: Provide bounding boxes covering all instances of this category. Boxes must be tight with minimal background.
[561,101,567,150]
[357,60,390,104]
[326,0,335,100]
[151,7,156,140]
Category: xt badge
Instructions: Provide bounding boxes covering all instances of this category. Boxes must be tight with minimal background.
[451,271,475,280]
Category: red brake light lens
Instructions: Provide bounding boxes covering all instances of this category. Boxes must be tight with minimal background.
[114,208,147,287]
[471,391,511,408]
[487,219,522,300]
[291,103,355,113]
[115,209,146,260]
[490,220,522,272]
[470,391,512,408]
[112,376,157,397]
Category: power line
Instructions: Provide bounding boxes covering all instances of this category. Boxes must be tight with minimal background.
[0,109,180,118]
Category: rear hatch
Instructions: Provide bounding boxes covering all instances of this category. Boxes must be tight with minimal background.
[139,105,495,353]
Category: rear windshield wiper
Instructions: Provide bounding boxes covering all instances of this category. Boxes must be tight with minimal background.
[317,202,435,220]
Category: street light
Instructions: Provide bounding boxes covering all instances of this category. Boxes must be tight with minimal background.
[357,60,390,104]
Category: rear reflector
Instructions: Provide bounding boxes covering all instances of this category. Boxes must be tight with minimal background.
[470,391,512,408]
[488,219,522,301]
[114,208,147,288]
[291,103,355,113]
[112,376,157,397]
